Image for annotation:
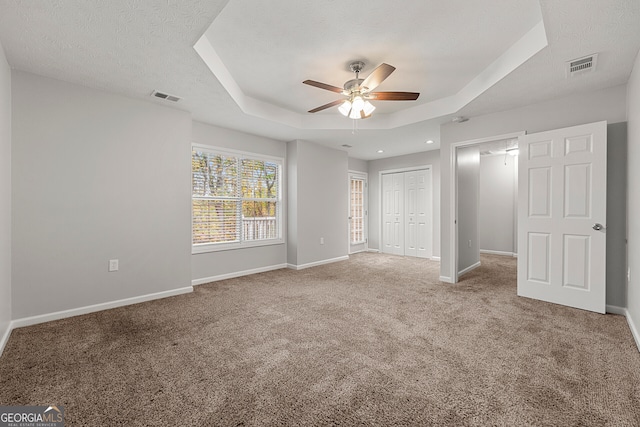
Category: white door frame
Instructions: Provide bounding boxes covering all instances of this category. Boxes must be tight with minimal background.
[379,165,433,257]
[348,170,368,254]
[447,131,525,283]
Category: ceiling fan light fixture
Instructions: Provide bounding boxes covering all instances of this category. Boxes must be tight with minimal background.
[303,62,419,120]
[338,100,352,117]
[362,100,376,116]
[351,95,365,111]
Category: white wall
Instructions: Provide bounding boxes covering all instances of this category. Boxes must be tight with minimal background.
[287,140,348,267]
[191,121,287,283]
[480,154,517,255]
[0,41,11,349]
[440,84,628,283]
[368,150,440,256]
[348,157,368,173]
[456,146,480,274]
[12,71,192,319]
[287,141,298,266]
[627,49,640,346]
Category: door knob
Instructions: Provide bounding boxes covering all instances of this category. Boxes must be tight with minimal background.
[592,223,604,231]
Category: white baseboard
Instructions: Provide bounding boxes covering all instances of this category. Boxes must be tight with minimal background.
[606,305,626,316]
[626,310,640,352]
[348,249,368,255]
[192,264,287,286]
[605,305,640,352]
[11,286,193,330]
[480,249,516,257]
[458,261,481,277]
[0,322,12,358]
[367,249,380,253]
[431,256,441,261]
[439,276,454,283]
[287,255,349,271]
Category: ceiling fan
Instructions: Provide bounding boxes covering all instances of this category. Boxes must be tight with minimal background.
[303,61,420,119]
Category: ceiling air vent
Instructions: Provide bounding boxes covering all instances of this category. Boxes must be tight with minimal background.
[566,54,598,77]
[151,90,181,102]
[342,144,353,148]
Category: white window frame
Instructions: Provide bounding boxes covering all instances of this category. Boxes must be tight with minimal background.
[192,143,284,254]
[348,172,368,247]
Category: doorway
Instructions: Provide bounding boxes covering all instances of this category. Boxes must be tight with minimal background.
[448,122,608,315]
[449,132,524,282]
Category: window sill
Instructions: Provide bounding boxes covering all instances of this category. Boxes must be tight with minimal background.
[192,238,285,254]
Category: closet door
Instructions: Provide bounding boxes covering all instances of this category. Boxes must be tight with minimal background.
[416,169,432,258]
[382,173,404,255]
[405,171,418,257]
[382,169,431,258]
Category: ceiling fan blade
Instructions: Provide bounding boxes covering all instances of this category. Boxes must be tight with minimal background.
[303,80,344,94]
[361,63,396,92]
[308,99,344,113]
[367,91,420,101]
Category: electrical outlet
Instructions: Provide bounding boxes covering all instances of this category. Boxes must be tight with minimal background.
[320,237,324,245]
[468,240,472,248]
[109,259,119,272]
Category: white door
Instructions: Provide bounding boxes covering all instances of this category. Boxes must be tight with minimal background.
[404,169,432,258]
[517,121,607,313]
[416,169,432,259]
[405,171,418,257]
[382,173,404,255]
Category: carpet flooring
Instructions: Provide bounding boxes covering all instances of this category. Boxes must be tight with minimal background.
[1,253,639,426]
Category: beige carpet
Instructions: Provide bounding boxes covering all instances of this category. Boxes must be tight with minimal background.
[1,253,639,426]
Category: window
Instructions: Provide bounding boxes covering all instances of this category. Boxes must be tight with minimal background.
[192,144,283,252]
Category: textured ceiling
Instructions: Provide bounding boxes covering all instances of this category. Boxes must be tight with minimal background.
[458,0,640,119]
[0,0,639,160]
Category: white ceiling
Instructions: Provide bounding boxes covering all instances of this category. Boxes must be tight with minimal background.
[0,0,639,160]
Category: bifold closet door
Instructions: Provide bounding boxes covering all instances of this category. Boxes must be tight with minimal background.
[405,169,432,259]
[382,173,404,255]
[405,172,418,257]
[382,170,432,258]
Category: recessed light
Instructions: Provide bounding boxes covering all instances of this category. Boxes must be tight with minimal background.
[426,140,434,144]
[377,150,384,153]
